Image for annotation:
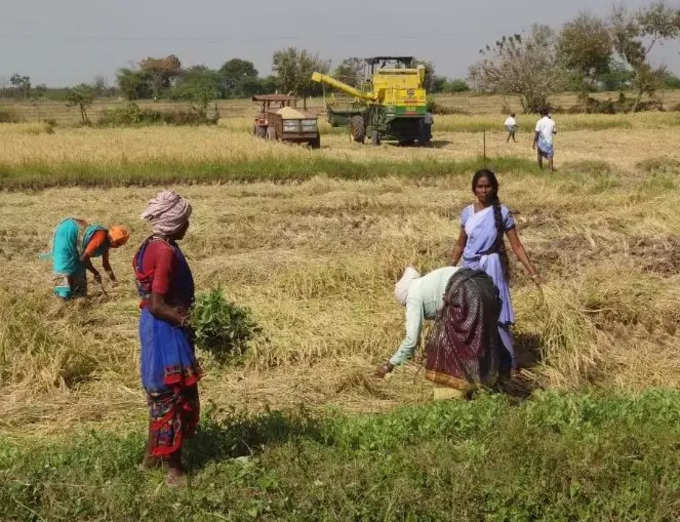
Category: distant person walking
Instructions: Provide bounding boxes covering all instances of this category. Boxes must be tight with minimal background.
[504,113,517,143]
[47,218,129,299]
[533,109,557,171]
[133,190,199,487]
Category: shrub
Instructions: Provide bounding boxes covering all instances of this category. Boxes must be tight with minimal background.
[0,108,22,123]
[98,102,217,127]
[191,287,259,362]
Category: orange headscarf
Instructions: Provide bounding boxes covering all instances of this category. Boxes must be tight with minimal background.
[108,225,130,248]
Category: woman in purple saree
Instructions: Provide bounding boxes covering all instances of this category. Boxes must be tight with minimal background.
[450,169,539,371]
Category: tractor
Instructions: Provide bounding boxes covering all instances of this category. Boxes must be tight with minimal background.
[252,94,320,148]
[311,56,431,146]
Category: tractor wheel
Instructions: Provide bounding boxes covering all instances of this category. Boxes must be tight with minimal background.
[350,115,365,143]
[266,126,277,140]
[371,129,381,146]
[309,136,321,149]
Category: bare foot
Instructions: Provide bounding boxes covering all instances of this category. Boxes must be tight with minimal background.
[166,467,187,488]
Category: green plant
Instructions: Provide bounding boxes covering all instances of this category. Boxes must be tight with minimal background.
[191,287,259,362]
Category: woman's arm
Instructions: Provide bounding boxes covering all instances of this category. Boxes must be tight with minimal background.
[506,228,538,278]
[148,293,187,326]
[101,250,116,282]
[449,227,468,266]
[80,254,102,283]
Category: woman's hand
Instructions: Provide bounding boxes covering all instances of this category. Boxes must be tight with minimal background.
[374,361,394,379]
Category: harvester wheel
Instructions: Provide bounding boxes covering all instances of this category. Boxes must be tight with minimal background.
[371,129,381,146]
[266,126,277,140]
[350,116,365,143]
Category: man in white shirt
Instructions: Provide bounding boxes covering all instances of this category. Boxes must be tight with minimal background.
[533,108,557,172]
[504,113,517,143]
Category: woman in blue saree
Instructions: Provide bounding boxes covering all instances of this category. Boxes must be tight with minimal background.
[49,218,129,299]
[450,170,539,371]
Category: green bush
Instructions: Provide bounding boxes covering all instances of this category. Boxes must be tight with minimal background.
[191,287,259,362]
[97,102,217,127]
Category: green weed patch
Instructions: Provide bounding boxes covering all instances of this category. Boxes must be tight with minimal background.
[3,390,680,520]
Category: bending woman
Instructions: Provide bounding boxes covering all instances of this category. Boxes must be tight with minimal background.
[376,266,505,398]
[449,169,538,370]
[133,190,199,486]
[49,218,129,299]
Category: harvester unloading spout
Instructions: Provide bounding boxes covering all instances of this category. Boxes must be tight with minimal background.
[311,72,377,102]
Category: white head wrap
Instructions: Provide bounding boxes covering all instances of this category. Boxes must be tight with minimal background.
[394,266,421,305]
[141,190,192,235]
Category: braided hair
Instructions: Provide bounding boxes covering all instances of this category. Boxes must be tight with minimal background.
[471,169,510,280]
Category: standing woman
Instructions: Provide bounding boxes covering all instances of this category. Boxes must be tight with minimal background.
[133,190,199,486]
[450,169,538,371]
[49,218,129,299]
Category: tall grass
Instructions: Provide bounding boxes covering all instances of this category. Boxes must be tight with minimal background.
[0,155,540,189]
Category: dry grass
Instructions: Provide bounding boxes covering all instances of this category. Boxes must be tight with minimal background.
[1,103,680,435]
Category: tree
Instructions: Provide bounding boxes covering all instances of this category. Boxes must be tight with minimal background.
[10,73,31,98]
[557,13,613,91]
[65,83,96,125]
[139,54,182,99]
[469,25,567,113]
[219,58,258,97]
[610,2,680,111]
[333,57,364,88]
[116,68,153,100]
[272,47,330,107]
[172,66,221,113]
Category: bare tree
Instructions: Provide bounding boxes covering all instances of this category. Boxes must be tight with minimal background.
[469,25,567,113]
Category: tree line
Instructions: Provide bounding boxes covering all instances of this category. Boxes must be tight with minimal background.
[470,1,680,112]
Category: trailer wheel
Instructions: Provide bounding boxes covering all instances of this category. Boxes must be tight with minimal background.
[254,125,266,138]
[371,129,381,146]
[266,126,277,140]
[350,115,365,143]
[309,136,321,149]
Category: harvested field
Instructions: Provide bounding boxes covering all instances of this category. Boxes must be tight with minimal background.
[2,99,680,519]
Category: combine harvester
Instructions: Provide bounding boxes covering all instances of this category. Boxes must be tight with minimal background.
[312,56,431,146]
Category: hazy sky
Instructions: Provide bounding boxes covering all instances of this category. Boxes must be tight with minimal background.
[1,0,679,86]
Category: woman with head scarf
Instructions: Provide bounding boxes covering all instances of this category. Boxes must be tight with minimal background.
[133,189,199,486]
[450,169,539,373]
[376,265,505,398]
[48,218,129,299]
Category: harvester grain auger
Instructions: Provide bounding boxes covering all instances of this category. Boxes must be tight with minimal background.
[311,56,431,146]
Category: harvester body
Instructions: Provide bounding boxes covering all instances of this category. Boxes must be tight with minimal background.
[311,57,430,145]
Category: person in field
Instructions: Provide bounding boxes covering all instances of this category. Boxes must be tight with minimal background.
[533,109,557,171]
[48,218,129,299]
[504,113,518,143]
[375,266,506,398]
[133,190,199,486]
[449,169,539,372]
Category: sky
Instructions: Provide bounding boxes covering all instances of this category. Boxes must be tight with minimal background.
[1,0,679,87]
